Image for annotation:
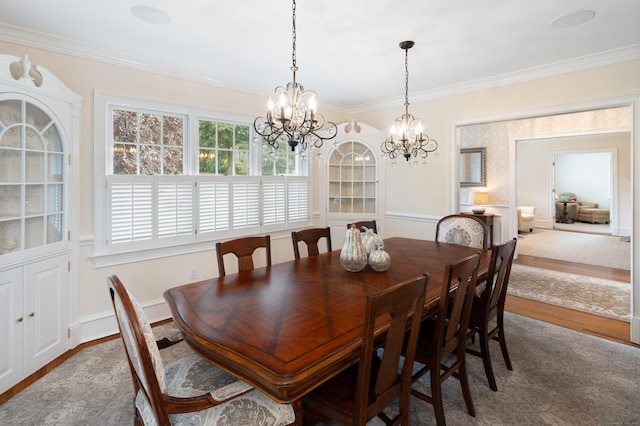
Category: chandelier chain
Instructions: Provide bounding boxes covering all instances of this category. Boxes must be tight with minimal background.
[291,0,296,68]
[404,47,409,108]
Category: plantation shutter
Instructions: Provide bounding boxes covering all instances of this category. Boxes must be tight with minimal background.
[107,176,153,247]
[231,177,261,232]
[197,177,231,237]
[262,177,287,232]
[157,177,194,241]
[287,177,310,226]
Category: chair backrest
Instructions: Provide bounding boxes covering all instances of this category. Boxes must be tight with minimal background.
[108,275,171,424]
[435,214,487,249]
[347,220,377,234]
[355,274,428,424]
[291,227,332,259]
[481,238,517,318]
[216,235,272,277]
[435,253,481,358]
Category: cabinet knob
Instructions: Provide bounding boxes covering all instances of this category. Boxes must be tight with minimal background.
[17,317,24,323]
[28,312,35,317]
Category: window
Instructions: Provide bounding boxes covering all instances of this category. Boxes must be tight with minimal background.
[94,93,310,262]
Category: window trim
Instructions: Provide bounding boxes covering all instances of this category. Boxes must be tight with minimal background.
[92,91,311,267]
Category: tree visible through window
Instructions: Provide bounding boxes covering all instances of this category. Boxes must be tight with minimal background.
[199,120,250,175]
[112,109,184,175]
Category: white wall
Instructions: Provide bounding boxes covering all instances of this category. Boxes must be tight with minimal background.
[2,39,639,344]
[516,132,631,233]
[555,152,611,209]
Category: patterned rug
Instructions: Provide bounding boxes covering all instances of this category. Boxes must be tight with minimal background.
[517,229,630,270]
[508,264,630,322]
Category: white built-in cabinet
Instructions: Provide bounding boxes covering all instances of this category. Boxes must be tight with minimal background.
[318,122,386,247]
[0,54,79,394]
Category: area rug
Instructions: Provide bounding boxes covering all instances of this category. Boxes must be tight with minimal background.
[517,229,630,270]
[508,264,630,322]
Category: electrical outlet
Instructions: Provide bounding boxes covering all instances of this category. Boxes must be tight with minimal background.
[190,268,198,279]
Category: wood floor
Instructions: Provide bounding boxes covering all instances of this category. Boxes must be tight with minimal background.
[508,254,637,348]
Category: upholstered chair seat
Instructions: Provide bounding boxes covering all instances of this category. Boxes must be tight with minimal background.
[135,353,294,425]
[108,275,295,426]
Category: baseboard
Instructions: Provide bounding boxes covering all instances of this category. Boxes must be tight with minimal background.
[71,298,173,346]
[631,316,640,344]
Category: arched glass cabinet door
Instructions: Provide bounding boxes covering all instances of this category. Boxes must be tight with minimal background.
[0,98,65,255]
[328,141,377,214]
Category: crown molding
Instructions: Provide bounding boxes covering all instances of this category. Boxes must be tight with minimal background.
[1,23,638,115]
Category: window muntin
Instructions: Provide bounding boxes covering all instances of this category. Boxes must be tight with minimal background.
[98,98,311,258]
[199,120,250,176]
[112,109,185,175]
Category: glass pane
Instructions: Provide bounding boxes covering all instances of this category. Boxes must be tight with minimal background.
[163,146,183,175]
[113,143,137,175]
[25,127,44,150]
[139,145,161,175]
[46,214,63,244]
[199,149,217,174]
[199,121,217,148]
[217,150,231,175]
[1,126,22,148]
[0,100,22,127]
[26,103,52,133]
[218,123,233,149]
[25,184,44,215]
[26,151,44,182]
[25,216,44,249]
[235,125,249,150]
[0,219,21,254]
[0,185,21,217]
[163,116,183,147]
[48,153,64,182]
[234,151,249,175]
[48,184,63,213]
[0,148,21,182]
[113,109,137,143]
[139,113,161,145]
[44,125,62,152]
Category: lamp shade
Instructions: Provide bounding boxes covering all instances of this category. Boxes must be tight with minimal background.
[471,192,489,214]
[472,192,490,205]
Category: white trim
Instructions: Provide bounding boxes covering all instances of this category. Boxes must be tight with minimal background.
[451,94,639,344]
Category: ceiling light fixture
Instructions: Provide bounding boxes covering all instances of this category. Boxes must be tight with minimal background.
[549,10,595,29]
[131,5,172,25]
[254,0,337,153]
[381,41,438,163]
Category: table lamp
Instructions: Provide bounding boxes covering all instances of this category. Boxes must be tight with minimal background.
[471,191,490,214]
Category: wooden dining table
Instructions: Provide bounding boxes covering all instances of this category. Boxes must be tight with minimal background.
[164,237,491,408]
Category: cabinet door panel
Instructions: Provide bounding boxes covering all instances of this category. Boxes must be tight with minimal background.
[23,254,69,374]
[0,268,23,394]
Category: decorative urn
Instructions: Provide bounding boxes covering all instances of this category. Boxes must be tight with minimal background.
[340,225,368,272]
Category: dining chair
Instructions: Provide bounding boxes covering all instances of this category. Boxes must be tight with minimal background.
[291,227,332,260]
[107,275,296,426]
[408,253,481,426]
[302,274,429,426]
[467,237,517,391]
[346,220,377,233]
[435,214,488,249]
[216,235,271,277]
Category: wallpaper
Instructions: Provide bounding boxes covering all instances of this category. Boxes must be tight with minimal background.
[459,106,631,207]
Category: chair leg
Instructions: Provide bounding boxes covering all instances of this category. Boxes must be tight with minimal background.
[458,357,476,418]
[478,327,498,392]
[430,367,447,426]
[496,314,513,370]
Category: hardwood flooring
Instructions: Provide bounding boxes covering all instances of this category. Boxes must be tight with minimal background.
[508,254,637,348]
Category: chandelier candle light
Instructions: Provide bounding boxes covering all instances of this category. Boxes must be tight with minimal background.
[381,41,438,162]
[254,0,337,153]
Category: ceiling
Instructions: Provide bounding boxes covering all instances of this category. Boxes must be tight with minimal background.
[1,0,639,111]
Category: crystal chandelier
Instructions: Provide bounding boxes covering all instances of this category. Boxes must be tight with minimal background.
[381,41,438,162]
[254,0,337,153]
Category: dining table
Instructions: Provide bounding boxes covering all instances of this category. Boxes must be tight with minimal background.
[164,236,491,419]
